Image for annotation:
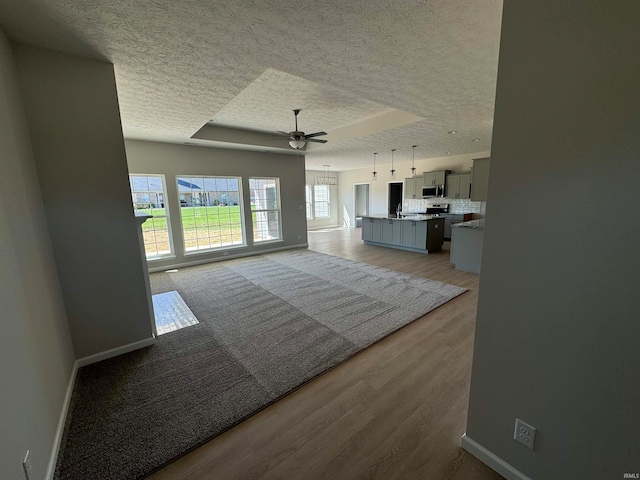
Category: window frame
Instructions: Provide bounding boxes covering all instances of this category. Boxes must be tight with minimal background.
[305,184,313,220]
[249,177,282,244]
[129,173,174,260]
[176,175,247,254]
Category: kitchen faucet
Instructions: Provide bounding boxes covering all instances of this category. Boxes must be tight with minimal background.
[396,203,402,218]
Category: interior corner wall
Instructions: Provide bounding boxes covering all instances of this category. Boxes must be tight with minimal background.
[337,152,488,227]
[14,44,153,359]
[124,139,308,270]
[465,2,640,478]
[0,30,75,480]
[305,170,339,229]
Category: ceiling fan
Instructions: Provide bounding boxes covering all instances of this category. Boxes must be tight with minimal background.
[277,109,327,150]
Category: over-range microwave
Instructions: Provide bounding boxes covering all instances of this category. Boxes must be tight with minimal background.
[422,185,445,198]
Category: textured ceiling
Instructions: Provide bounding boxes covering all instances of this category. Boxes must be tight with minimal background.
[0,0,503,171]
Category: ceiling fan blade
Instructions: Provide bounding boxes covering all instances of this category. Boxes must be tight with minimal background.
[304,131,327,139]
[275,131,291,137]
[306,138,327,144]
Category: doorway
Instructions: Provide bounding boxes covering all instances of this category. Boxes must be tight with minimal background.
[354,183,369,227]
[388,182,403,217]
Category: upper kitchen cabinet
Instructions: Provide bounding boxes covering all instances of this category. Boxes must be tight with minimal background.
[404,177,420,199]
[470,157,490,202]
[423,170,447,186]
[446,173,471,199]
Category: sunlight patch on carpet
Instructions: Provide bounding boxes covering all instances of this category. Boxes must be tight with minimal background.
[152,290,199,335]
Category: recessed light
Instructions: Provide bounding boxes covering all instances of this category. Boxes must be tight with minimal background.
[472,138,480,142]
[448,130,457,134]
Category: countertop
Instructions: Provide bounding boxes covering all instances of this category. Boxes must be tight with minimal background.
[452,219,484,230]
[363,215,442,221]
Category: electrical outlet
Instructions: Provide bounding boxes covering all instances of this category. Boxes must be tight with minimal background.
[22,450,33,480]
[223,251,229,256]
[514,418,536,450]
[297,234,301,240]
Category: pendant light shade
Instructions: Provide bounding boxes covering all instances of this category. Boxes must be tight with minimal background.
[372,152,378,181]
[410,145,417,177]
[390,149,396,179]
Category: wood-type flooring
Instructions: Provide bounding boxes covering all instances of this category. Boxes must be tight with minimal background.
[149,228,503,480]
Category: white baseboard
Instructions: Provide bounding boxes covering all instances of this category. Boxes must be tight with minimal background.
[45,336,157,478]
[45,359,78,480]
[147,243,309,273]
[461,434,532,480]
[76,336,157,368]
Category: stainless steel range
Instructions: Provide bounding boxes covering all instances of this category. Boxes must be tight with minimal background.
[426,203,449,216]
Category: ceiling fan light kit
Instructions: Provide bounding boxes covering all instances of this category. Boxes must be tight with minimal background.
[280,109,327,150]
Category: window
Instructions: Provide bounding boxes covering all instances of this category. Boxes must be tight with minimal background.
[129,174,173,258]
[313,185,330,218]
[305,184,331,220]
[177,176,245,252]
[249,177,281,243]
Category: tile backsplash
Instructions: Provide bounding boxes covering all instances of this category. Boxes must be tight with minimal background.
[404,198,484,215]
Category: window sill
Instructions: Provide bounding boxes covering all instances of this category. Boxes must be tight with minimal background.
[253,239,284,246]
[146,254,176,262]
[184,244,248,256]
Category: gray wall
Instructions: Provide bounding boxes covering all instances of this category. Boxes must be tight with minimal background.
[125,139,308,270]
[466,2,640,478]
[15,45,153,358]
[0,31,75,480]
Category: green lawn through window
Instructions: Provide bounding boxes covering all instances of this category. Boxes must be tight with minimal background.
[138,206,243,231]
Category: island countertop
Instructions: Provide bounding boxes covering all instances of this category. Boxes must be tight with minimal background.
[451,219,484,230]
[362,214,441,221]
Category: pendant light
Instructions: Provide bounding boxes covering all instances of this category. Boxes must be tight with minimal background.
[372,152,378,181]
[410,145,417,177]
[390,149,396,179]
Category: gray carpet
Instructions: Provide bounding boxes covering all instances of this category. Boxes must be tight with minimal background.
[54,249,466,479]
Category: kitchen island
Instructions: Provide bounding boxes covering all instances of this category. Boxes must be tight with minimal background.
[450,219,484,273]
[361,215,445,253]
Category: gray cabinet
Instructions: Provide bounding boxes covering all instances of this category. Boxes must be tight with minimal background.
[362,217,385,243]
[415,221,428,249]
[423,171,446,186]
[381,219,401,245]
[371,219,382,242]
[404,177,420,199]
[450,226,484,274]
[400,220,417,248]
[400,220,430,250]
[362,217,444,253]
[446,174,471,199]
[392,221,402,244]
[471,157,490,201]
[444,215,463,239]
[444,213,473,239]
